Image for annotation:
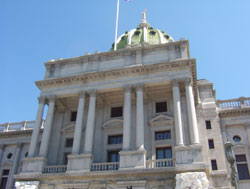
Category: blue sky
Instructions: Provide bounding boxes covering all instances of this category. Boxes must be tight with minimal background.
[0,0,250,123]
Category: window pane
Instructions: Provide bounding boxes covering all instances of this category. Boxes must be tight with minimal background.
[65,138,73,147]
[0,177,8,189]
[165,148,172,159]
[111,107,123,118]
[2,170,9,176]
[206,120,211,129]
[156,149,164,159]
[237,164,250,180]
[108,151,120,162]
[71,112,77,122]
[155,131,171,140]
[156,102,167,113]
[208,139,215,149]
[108,135,123,144]
[211,160,218,170]
[236,155,247,162]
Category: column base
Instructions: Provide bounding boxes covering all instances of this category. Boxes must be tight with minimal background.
[119,149,146,170]
[174,145,203,165]
[21,157,46,174]
[66,153,93,173]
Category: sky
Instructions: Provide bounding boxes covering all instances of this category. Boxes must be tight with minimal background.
[0,0,250,123]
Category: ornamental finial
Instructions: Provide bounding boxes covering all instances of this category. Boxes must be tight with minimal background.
[142,9,147,23]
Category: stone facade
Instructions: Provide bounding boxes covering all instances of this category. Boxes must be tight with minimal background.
[1,21,250,189]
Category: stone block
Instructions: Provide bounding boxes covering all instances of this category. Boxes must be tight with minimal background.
[66,153,92,173]
[15,181,40,189]
[21,157,46,174]
[175,145,203,165]
[176,172,209,189]
[119,149,146,170]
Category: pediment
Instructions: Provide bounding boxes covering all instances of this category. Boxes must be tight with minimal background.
[103,118,123,130]
[149,113,174,126]
[61,123,76,134]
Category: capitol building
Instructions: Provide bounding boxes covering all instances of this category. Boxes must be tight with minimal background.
[0,14,250,189]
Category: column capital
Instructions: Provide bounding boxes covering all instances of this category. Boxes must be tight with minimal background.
[78,91,87,98]
[16,143,23,148]
[47,95,56,103]
[38,96,46,104]
[171,79,180,87]
[88,90,97,97]
[124,85,132,93]
[184,78,192,86]
[134,83,144,91]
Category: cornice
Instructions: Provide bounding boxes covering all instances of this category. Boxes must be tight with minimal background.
[44,40,189,67]
[36,59,195,90]
[0,129,43,137]
[218,108,250,118]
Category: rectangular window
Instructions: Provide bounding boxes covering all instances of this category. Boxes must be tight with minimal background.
[1,169,9,189]
[108,150,120,162]
[156,147,172,159]
[156,102,167,113]
[206,120,211,129]
[111,107,123,118]
[155,130,171,140]
[208,139,215,149]
[70,111,77,122]
[65,138,73,148]
[211,160,218,170]
[236,154,250,180]
[108,135,123,144]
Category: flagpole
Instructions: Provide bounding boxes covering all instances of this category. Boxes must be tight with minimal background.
[114,0,120,51]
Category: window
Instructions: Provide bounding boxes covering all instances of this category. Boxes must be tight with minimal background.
[233,136,241,142]
[111,107,123,118]
[65,138,74,148]
[156,102,167,113]
[211,160,218,170]
[7,153,12,159]
[156,147,172,159]
[64,153,70,165]
[1,169,9,189]
[206,120,211,129]
[25,152,28,157]
[108,135,123,145]
[70,111,77,122]
[236,154,250,180]
[208,139,215,149]
[108,150,120,162]
[155,131,171,140]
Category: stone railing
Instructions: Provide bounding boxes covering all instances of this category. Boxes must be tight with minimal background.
[0,120,45,132]
[43,165,67,174]
[146,159,175,168]
[217,97,250,109]
[91,162,119,171]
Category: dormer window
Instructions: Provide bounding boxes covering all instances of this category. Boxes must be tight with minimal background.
[156,102,167,113]
[111,107,123,118]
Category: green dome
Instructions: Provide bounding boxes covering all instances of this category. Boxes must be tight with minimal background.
[111,17,174,50]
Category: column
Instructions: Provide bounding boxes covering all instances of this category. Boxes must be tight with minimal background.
[28,96,46,157]
[122,86,132,151]
[72,92,86,154]
[172,80,184,146]
[185,78,200,144]
[136,85,145,150]
[39,96,56,157]
[84,91,96,154]
[9,143,23,188]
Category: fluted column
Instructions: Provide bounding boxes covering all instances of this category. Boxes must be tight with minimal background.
[39,96,56,157]
[136,85,145,149]
[9,143,23,188]
[28,96,46,157]
[122,86,132,151]
[185,78,200,144]
[172,80,184,146]
[84,91,96,154]
[72,92,86,154]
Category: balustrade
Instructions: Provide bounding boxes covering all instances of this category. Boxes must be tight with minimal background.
[43,165,67,174]
[0,120,44,132]
[217,97,250,109]
[146,159,174,168]
[91,162,119,171]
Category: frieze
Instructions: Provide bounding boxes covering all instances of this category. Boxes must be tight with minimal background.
[219,108,250,118]
[36,59,195,90]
